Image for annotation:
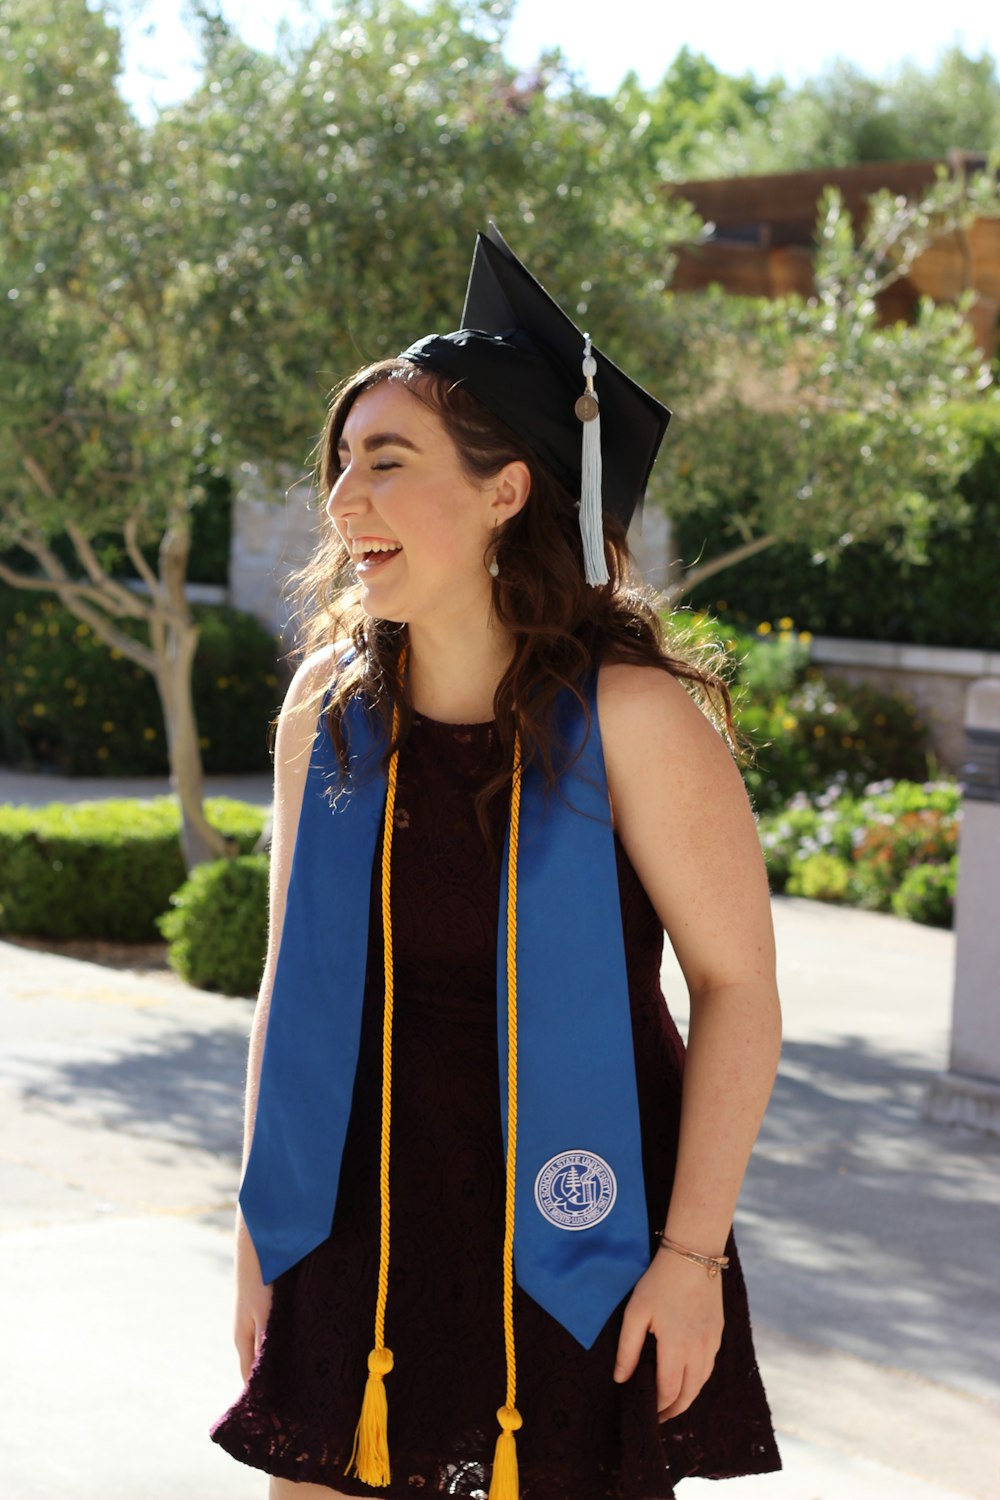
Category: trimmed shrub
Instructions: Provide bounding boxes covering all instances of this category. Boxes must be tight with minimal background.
[892,857,958,928]
[785,850,852,902]
[159,854,269,997]
[0,591,282,776]
[0,797,267,941]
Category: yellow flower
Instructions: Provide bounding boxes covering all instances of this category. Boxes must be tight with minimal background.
[63,677,76,689]
[14,611,26,624]
[778,616,794,630]
[799,631,812,645]
[110,647,123,660]
[778,631,791,641]
[75,623,89,637]
[101,720,115,733]
[32,702,46,716]
[13,683,26,696]
[757,621,772,635]
[199,736,211,748]
[813,724,826,738]
[841,735,853,747]
[874,713,887,726]
[47,621,59,637]
[781,715,798,730]
[31,622,44,636]
[73,694,86,707]
[23,664,36,678]
[143,727,157,741]
[97,746,110,760]
[216,676,229,689]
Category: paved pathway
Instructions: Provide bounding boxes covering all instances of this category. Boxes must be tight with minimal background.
[1,772,997,1498]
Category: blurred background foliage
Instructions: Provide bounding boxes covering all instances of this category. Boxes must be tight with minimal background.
[1,0,998,796]
[2,0,997,563]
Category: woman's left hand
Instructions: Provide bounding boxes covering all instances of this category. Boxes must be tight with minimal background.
[612,1248,724,1420]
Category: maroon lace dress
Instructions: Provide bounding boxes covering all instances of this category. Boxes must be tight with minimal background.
[211,713,780,1497]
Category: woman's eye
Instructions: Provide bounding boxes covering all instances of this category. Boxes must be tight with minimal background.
[372,461,400,471]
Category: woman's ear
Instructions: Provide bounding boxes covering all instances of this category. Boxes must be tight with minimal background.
[487,460,531,521]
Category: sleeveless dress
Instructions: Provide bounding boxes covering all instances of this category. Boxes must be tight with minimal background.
[210,712,780,1497]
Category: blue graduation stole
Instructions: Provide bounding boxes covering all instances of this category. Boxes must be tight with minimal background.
[239,677,650,1350]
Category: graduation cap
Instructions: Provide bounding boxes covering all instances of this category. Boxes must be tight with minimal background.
[401,224,671,586]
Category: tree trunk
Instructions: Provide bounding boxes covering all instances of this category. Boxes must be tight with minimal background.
[155,515,236,872]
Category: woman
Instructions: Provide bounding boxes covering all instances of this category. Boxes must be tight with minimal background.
[211,228,782,1499]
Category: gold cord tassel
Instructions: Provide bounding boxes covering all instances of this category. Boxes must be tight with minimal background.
[346,1347,394,1485]
[489,732,523,1500]
[346,686,403,1486]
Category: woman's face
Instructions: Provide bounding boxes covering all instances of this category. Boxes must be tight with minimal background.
[327,381,510,628]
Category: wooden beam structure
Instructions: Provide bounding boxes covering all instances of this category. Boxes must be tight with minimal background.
[666,155,999,356]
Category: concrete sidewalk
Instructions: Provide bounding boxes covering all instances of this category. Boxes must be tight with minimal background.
[2,896,998,1499]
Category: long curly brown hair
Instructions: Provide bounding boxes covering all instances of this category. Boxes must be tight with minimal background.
[285,357,745,836]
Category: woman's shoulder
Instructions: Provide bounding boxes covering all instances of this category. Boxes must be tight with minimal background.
[274,642,348,759]
[596,659,715,744]
[283,642,348,710]
[595,656,742,816]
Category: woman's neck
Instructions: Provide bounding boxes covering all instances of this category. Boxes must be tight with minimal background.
[404,618,513,724]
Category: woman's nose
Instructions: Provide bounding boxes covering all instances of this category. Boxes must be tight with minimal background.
[326,464,366,522]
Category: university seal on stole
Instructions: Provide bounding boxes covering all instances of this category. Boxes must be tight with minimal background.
[533,1150,618,1231]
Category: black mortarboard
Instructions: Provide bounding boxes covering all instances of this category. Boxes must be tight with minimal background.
[401,225,671,583]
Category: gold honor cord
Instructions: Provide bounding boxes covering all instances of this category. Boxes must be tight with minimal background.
[489,728,523,1500]
[347,657,525,1500]
[346,693,401,1487]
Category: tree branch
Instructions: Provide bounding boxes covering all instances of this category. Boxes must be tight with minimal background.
[10,534,158,673]
[0,558,123,613]
[667,532,778,604]
[21,451,58,499]
[124,506,164,601]
[64,519,150,618]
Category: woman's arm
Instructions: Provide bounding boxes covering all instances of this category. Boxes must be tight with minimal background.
[597,661,782,1418]
[233,645,337,1382]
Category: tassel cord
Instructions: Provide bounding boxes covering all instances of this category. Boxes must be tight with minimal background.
[489,731,524,1500]
[578,336,610,588]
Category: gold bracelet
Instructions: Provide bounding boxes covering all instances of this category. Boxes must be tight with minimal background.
[656,1234,729,1279]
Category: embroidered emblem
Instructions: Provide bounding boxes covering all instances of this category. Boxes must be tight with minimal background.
[534,1150,617,1231]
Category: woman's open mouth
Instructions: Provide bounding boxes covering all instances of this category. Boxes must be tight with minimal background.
[352,539,403,574]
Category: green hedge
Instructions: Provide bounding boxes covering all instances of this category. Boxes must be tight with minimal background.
[159,854,270,997]
[677,404,1000,650]
[0,796,268,941]
[0,590,283,776]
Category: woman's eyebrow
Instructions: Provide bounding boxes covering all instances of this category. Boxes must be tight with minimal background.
[337,432,423,454]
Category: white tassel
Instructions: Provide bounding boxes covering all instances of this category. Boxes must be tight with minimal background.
[576,336,609,587]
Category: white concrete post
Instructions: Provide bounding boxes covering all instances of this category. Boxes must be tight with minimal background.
[924,677,1000,1134]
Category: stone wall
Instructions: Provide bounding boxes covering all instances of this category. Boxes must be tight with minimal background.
[808,637,1000,774]
[228,462,322,651]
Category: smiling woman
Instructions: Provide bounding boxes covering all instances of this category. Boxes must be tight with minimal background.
[209,226,782,1500]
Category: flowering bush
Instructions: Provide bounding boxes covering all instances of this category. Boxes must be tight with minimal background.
[669,610,933,812]
[757,779,961,927]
